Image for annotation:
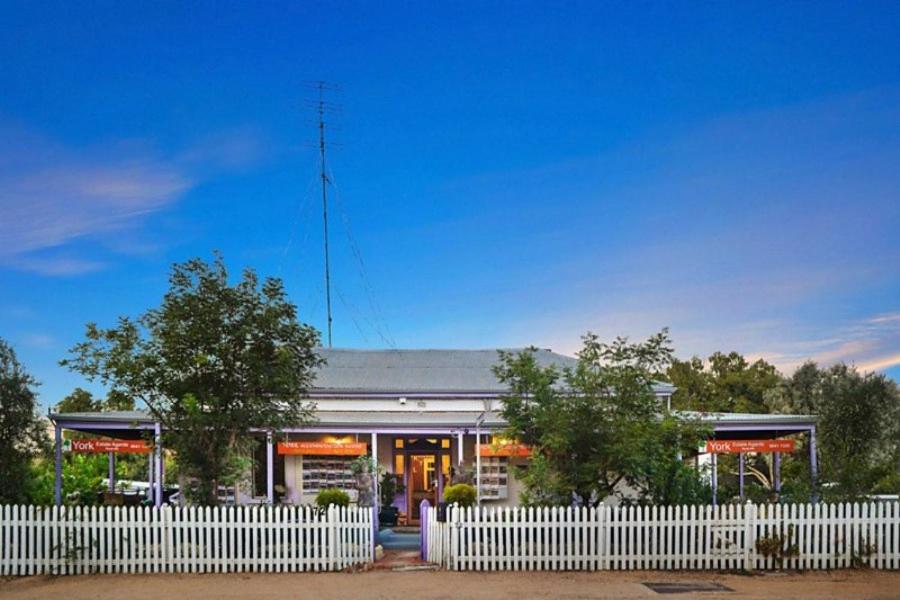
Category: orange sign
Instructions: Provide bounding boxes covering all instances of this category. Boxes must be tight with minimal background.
[66,439,151,454]
[276,441,368,456]
[479,444,532,458]
[704,439,796,454]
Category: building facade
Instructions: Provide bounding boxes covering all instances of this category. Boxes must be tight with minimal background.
[50,348,818,515]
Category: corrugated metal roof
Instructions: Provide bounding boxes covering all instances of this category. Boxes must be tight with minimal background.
[310,410,506,427]
[311,347,674,395]
[50,409,814,430]
[681,411,816,424]
[51,411,153,423]
[311,348,574,393]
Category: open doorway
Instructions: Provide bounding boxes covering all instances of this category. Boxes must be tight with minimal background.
[394,437,452,525]
[408,454,438,522]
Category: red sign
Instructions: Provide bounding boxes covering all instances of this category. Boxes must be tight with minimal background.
[276,441,368,456]
[67,439,151,454]
[704,439,796,454]
[479,444,532,458]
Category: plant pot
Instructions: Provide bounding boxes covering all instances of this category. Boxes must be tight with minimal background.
[379,506,399,527]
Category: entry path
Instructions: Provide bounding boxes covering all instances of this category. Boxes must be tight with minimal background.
[2,570,898,599]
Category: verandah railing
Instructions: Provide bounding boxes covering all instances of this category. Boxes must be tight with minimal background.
[0,504,373,576]
[424,501,900,571]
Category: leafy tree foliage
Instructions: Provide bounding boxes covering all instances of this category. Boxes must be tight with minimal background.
[668,352,780,413]
[816,364,899,499]
[27,454,108,506]
[62,255,322,505]
[55,387,102,412]
[764,361,899,500]
[52,387,146,496]
[0,338,50,504]
[494,330,709,507]
[763,361,822,415]
[55,388,136,415]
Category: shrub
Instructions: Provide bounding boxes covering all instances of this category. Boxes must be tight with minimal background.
[443,483,476,507]
[315,487,350,508]
[379,472,405,507]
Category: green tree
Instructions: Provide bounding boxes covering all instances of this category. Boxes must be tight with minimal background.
[53,387,146,490]
[55,387,102,413]
[0,338,50,504]
[816,364,899,500]
[764,361,822,415]
[55,387,135,413]
[765,361,899,501]
[62,254,322,505]
[27,454,108,506]
[668,351,780,413]
[494,330,709,506]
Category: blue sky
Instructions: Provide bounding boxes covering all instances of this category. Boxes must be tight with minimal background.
[1,1,899,407]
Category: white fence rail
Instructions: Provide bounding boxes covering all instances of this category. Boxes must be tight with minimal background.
[0,504,373,576]
[424,502,900,571]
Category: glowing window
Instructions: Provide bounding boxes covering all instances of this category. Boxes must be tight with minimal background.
[441,439,450,449]
[394,454,404,475]
[394,439,404,449]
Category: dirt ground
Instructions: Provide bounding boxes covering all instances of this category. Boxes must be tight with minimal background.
[2,570,899,600]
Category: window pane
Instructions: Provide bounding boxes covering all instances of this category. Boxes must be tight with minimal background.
[394,439,404,449]
[441,439,450,449]
[394,455,404,475]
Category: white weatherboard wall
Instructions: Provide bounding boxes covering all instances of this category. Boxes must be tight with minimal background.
[424,502,900,571]
[0,505,373,576]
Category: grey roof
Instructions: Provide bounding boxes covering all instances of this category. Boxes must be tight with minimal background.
[51,408,814,432]
[51,411,154,423]
[49,409,505,429]
[311,347,674,395]
[311,348,573,394]
[309,410,507,428]
[683,411,816,425]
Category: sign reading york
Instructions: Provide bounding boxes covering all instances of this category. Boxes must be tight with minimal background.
[702,439,796,454]
[64,439,151,454]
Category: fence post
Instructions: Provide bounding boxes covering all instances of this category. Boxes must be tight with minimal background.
[420,499,431,561]
[328,504,337,571]
[744,503,756,571]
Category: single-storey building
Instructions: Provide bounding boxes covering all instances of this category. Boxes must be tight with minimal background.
[49,348,818,517]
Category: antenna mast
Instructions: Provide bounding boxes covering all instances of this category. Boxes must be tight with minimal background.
[317,81,334,347]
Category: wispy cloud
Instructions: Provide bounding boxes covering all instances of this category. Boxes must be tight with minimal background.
[22,333,57,349]
[857,353,900,372]
[0,122,265,276]
[461,88,900,376]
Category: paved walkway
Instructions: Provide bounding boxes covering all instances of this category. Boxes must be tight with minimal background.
[2,570,898,599]
[372,550,437,571]
[377,527,421,550]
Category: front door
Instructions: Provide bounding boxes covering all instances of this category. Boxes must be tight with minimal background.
[408,454,438,523]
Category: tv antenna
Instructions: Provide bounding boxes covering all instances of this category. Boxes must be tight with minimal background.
[307,80,340,347]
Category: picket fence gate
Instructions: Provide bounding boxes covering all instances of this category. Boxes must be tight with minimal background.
[424,501,900,571]
[0,504,373,576]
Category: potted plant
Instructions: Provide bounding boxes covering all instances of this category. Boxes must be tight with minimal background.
[350,455,380,507]
[378,472,405,527]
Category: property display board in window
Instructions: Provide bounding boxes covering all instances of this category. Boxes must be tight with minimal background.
[301,456,357,495]
[478,456,509,500]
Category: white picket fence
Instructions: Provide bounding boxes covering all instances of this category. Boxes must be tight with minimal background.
[0,504,373,576]
[424,502,900,571]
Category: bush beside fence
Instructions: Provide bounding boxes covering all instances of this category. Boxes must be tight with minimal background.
[425,501,900,571]
[0,504,373,576]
